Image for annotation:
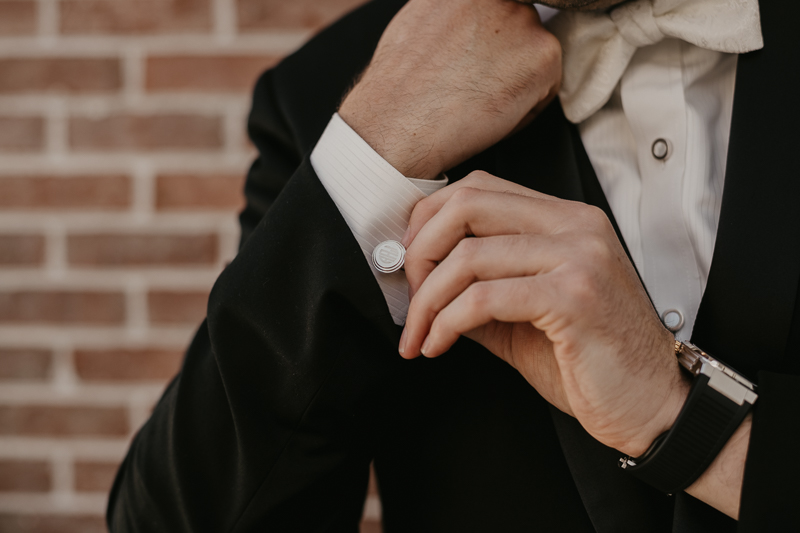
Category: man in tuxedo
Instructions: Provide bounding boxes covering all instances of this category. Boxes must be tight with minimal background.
[107,0,800,531]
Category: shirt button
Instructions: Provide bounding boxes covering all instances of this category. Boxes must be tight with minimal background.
[373,240,406,273]
[662,309,685,332]
[651,138,669,160]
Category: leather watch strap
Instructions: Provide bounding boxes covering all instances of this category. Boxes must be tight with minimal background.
[619,372,752,493]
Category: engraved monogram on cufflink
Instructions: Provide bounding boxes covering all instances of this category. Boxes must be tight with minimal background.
[372,240,406,274]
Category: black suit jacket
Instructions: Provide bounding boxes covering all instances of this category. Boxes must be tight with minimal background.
[107,1,800,531]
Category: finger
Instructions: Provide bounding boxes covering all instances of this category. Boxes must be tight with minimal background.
[404,187,576,295]
[402,234,569,357]
[418,276,555,359]
[401,170,556,248]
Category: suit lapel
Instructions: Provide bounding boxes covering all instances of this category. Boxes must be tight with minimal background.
[691,0,800,377]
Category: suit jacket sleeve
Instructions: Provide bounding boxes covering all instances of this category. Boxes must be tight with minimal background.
[738,371,800,530]
[106,1,411,531]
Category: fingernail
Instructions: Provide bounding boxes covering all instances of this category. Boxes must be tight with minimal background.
[400,227,411,247]
[420,335,431,356]
[399,327,408,355]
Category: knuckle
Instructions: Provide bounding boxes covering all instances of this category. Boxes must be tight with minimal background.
[464,281,491,311]
[579,232,612,265]
[578,204,610,230]
[450,185,480,203]
[447,186,481,211]
[463,170,493,188]
[451,237,480,261]
[538,31,562,64]
[411,195,436,220]
[564,268,598,307]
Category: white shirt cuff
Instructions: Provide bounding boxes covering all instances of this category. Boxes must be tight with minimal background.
[310,113,448,325]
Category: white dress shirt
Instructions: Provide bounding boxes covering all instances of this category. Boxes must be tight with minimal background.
[580,41,737,338]
[311,114,447,325]
[310,7,762,337]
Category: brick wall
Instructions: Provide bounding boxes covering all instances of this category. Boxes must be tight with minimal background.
[0,0,379,531]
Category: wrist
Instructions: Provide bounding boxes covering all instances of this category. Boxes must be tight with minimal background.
[618,340,757,495]
[339,84,445,181]
[620,335,692,457]
[624,376,692,458]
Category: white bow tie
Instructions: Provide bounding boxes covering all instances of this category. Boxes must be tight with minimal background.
[548,0,764,124]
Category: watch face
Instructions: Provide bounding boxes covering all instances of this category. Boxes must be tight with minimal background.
[678,342,756,386]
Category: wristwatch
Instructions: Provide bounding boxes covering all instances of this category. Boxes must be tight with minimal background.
[618,341,758,494]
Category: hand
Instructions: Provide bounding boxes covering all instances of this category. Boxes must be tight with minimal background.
[399,171,691,457]
[338,0,561,180]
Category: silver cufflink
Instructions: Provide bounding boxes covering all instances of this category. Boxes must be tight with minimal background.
[372,240,405,274]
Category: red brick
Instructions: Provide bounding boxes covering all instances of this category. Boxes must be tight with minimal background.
[146,55,279,92]
[74,460,118,492]
[0,175,131,209]
[0,116,44,152]
[156,173,245,210]
[0,58,121,94]
[0,460,51,492]
[0,291,125,324]
[0,514,106,533]
[69,114,222,151]
[61,0,210,34]
[237,0,366,31]
[148,290,208,325]
[0,234,45,266]
[75,348,183,381]
[0,349,52,380]
[0,405,128,436]
[68,234,217,266]
[0,1,37,35]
